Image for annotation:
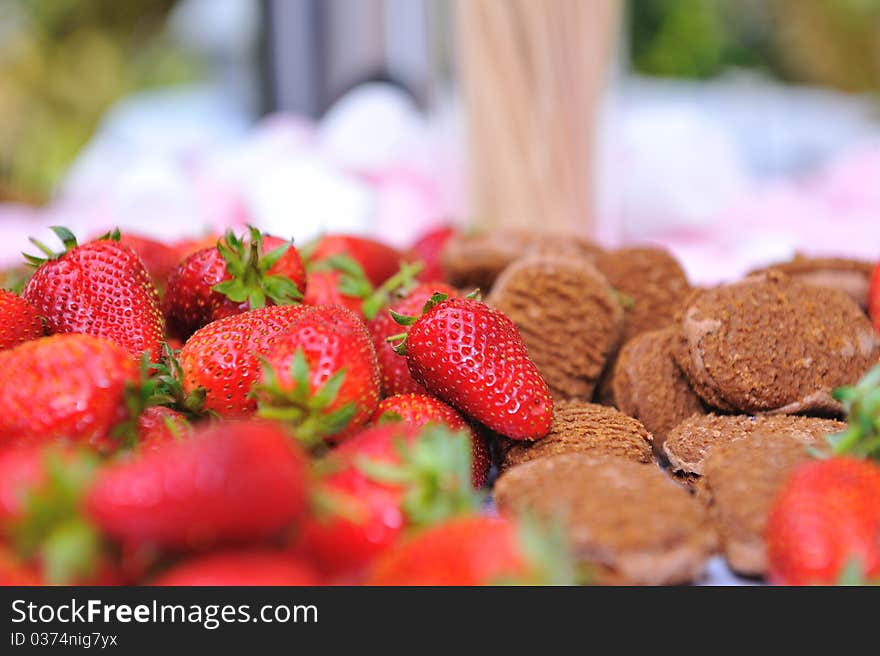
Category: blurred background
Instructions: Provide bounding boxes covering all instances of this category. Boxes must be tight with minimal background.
[1,0,879,283]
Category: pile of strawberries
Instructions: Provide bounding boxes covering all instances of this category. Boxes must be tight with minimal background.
[0,225,565,586]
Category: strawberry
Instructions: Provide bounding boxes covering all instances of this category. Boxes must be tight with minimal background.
[0,289,42,351]
[163,227,305,340]
[254,305,381,443]
[307,234,402,287]
[390,294,553,440]
[86,420,309,550]
[152,550,320,586]
[372,393,490,487]
[2,445,112,585]
[0,444,70,530]
[405,225,456,283]
[23,227,164,360]
[869,261,880,333]
[0,335,138,449]
[179,304,309,417]
[367,515,574,585]
[303,269,366,316]
[368,282,457,395]
[304,255,423,321]
[766,457,880,585]
[293,422,481,578]
[116,233,183,293]
[135,406,192,452]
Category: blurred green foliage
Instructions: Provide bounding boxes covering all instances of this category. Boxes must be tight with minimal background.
[629,0,880,90]
[0,0,198,203]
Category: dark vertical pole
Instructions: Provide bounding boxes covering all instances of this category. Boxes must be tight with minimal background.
[259,0,326,118]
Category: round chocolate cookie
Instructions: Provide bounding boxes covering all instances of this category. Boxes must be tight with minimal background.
[442,230,601,292]
[495,454,717,585]
[703,432,819,577]
[672,272,878,414]
[593,247,691,345]
[611,328,704,453]
[751,255,874,310]
[488,255,624,401]
[663,413,845,477]
[499,400,653,470]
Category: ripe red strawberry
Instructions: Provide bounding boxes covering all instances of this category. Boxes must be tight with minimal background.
[372,393,490,487]
[304,255,423,321]
[368,282,457,395]
[766,457,880,585]
[0,444,68,530]
[86,421,309,550]
[179,304,309,416]
[152,550,320,586]
[293,422,481,579]
[308,234,402,287]
[116,233,183,293]
[0,335,138,449]
[0,289,42,351]
[135,406,192,452]
[0,444,116,585]
[869,261,880,333]
[405,225,456,282]
[254,305,380,443]
[23,227,164,359]
[163,227,306,340]
[392,295,553,440]
[303,269,366,316]
[368,515,573,585]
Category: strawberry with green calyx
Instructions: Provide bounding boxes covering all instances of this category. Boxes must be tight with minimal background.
[253,305,380,445]
[766,457,880,585]
[367,513,578,586]
[133,406,193,452]
[109,346,201,451]
[23,226,164,360]
[293,422,483,578]
[179,304,310,417]
[307,233,403,287]
[163,226,306,340]
[824,363,880,460]
[86,420,310,551]
[0,334,139,449]
[151,549,321,586]
[371,393,490,487]
[7,446,110,585]
[387,292,554,441]
[0,289,43,351]
[368,282,458,396]
[304,254,423,321]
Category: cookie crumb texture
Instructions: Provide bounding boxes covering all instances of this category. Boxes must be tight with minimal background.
[664,413,845,476]
[611,328,704,452]
[499,400,653,470]
[495,454,717,585]
[751,255,874,309]
[703,433,816,577]
[673,273,878,414]
[442,230,601,292]
[488,256,623,401]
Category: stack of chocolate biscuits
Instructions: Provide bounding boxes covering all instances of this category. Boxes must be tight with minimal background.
[440,230,879,583]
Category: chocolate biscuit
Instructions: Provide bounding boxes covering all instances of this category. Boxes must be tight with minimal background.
[499,400,653,470]
[672,272,878,414]
[495,454,717,585]
[488,256,624,400]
